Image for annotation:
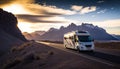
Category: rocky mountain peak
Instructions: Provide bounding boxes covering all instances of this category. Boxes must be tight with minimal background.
[68,23,77,27]
[38,23,118,41]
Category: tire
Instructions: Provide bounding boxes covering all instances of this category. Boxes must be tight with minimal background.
[65,45,68,49]
[90,50,94,52]
[77,46,81,52]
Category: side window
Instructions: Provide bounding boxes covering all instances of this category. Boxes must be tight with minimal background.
[64,37,67,39]
[74,35,78,42]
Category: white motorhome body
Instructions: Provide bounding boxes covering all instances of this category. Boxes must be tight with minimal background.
[64,31,94,51]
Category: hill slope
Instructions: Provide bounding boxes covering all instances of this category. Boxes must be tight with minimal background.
[0,8,26,54]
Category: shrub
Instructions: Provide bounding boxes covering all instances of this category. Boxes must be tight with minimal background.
[3,58,22,69]
[34,54,41,60]
[11,46,17,52]
[11,42,33,52]
[48,51,54,55]
[23,53,35,64]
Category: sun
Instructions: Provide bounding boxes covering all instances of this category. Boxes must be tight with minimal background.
[2,4,30,14]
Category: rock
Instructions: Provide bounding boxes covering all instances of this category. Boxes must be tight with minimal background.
[0,8,26,41]
[0,8,27,54]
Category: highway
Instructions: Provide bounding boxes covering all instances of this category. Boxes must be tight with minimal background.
[36,41,120,68]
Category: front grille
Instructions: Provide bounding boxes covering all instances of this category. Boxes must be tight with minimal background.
[86,45,91,47]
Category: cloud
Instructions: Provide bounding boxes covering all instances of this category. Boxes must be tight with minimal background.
[17,14,71,23]
[80,6,96,14]
[1,0,76,15]
[71,5,83,11]
[1,0,77,24]
[0,0,13,6]
[97,1,104,3]
[22,3,76,23]
[24,4,76,15]
[0,0,34,7]
[97,9,107,14]
[71,5,97,14]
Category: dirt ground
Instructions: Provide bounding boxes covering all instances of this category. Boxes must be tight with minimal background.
[0,41,119,69]
[95,42,120,50]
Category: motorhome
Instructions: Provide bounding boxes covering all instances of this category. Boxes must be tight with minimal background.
[64,31,94,51]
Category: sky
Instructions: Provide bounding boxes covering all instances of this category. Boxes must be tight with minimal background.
[0,0,120,35]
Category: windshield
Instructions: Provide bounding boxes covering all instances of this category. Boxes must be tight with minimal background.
[77,36,93,42]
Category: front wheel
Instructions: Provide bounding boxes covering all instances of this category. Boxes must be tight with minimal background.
[64,45,68,49]
[89,50,94,52]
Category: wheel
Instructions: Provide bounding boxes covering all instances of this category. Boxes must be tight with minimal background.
[77,46,81,52]
[64,45,68,49]
[89,50,94,52]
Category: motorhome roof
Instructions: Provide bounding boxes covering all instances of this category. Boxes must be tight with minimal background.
[64,31,90,37]
[77,31,88,33]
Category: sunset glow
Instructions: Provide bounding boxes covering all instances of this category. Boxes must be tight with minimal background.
[0,0,120,35]
[3,4,30,14]
[17,22,33,33]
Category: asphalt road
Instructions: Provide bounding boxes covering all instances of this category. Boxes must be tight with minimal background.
[36,41,120,68]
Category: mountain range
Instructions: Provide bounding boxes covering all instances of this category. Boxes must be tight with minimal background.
[23,31,46,40]
[33,23,119,41]
[112,34,120,40]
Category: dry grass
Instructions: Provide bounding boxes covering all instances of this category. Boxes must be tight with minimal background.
[34,51,54,60]
[23,53,36,64]
[48,51,54,55]
[3,50,54,69]
[3,57,22,69]
[11,41,33,52]
[95,42,120,50]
